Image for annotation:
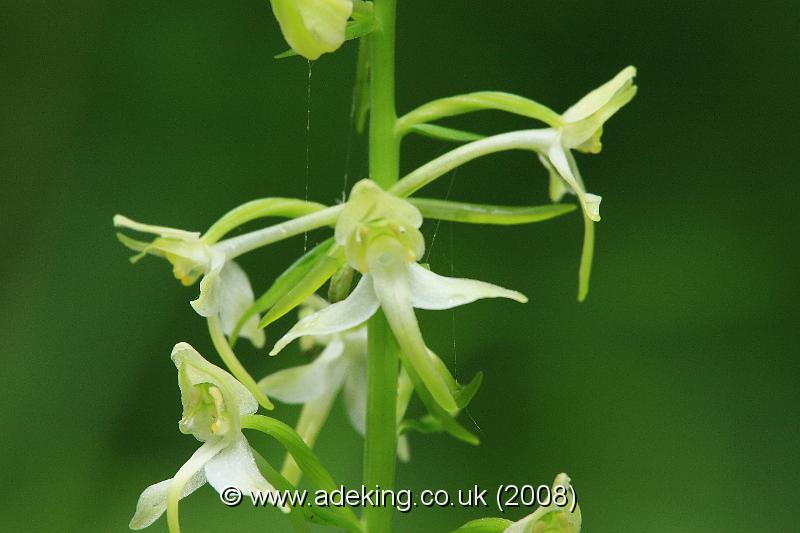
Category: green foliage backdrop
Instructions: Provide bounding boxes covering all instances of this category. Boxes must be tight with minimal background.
[2,1,797,531]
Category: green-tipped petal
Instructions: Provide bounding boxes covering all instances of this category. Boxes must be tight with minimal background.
[259,339,349,403]
[270,275,379,355]
[407,263,527,310]
[270,0,353,61]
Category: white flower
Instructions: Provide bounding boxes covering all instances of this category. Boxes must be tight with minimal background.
[129,343,276,531]
[114,215,265,347]
[260,295,369,434]
[270,0,353,60]
[540,66,637,224]
[270,180,527,413]
[504,473,581,533]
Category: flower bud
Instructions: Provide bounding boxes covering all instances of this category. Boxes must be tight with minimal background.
[270,0,353,60]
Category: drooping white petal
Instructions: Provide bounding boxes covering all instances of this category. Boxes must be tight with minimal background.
[216,261,265,348]
[129,468,206,530]
[113,214,201,240]
[204,434,275,497]
[270,275,380,355]
[547,144,601,222]
[259,338,349,403]
[189,251,226,317]
[342,354,368,435]
[407,263,527,310]
[172,342,258,418]
[146,439,226,533]
[366,239,457,413]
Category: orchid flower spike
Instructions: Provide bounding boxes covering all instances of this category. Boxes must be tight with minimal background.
[504,473,582,533]
[270,0,353,60]
[130,343,276,532]
[270,180,527,413]
[114,215,264,347]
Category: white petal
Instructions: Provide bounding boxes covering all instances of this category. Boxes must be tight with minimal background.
[130,439,223,530]
[343,355,368,435]
[204,434,275,497]
[217,261,265,348]
[270,275,380,355]
[408,263,527,310]
[258,339,348,403]
[367,246,457,413]
[547,144,601,222]
[172,342,258,418]
[190,252,226,317]
[129,471,206,530]
[113,214,201,240]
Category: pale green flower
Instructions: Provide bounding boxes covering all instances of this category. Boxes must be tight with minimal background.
[270,0,353,60]
[542,66,637,224]
[538,67,637,301]
[114,215,265,348]
[504,473,581,533]
[130,343,275,532]
[270,180,527,413]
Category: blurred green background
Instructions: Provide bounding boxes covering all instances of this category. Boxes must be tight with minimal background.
[2,1,798,531]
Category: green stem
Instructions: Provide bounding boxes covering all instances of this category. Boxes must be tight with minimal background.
[363,310,399,532]
[363,1,400,532]
[368,0,399,188]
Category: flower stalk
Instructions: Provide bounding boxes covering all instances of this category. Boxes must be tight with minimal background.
[363,1,400,531]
